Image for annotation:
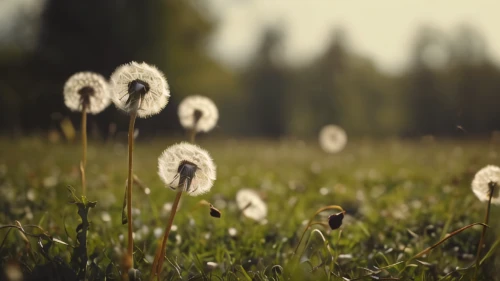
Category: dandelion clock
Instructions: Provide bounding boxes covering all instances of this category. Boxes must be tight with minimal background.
[151,142,216,278]
[109,61,170,270]
[319,125,347,153]
[178,95,218,142]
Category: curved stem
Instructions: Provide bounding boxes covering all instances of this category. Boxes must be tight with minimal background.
[474,185,495,280]
[150,190,183,281]
[293,205,344,255]
[126,112,137,269]
[81,106,87,196]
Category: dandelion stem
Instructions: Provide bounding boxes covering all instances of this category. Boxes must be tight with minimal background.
[126,111,137,269]
[189,109,202,143]
[189,116,200,143]
[81,106,87,196]
[150,190,183,281]
[189,128,196,143]
[408,222,488,262]
[474,184,495,280]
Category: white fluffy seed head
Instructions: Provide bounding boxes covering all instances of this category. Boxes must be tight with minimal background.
[110,61,170,118]
[471,165,500,205]
[319,125,347,153]
[178,95,219,133]
[158,142,216,196]
[63,72,111,114]
[236,189,268,222]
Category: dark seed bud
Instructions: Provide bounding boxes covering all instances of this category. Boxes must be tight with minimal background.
[328,212,345,230]
[209,205,221,218]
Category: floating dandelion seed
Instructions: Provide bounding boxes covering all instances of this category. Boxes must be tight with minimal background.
[178,95,219,133]
[472,165,500,205]
[319,125,347,153]
[158,142,216,196]
[236,189,268,222]
[110,61,169,117]
[63,72,111,114]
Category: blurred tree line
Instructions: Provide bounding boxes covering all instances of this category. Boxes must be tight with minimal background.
[1,1,499,139]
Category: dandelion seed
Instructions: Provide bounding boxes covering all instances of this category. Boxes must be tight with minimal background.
[101,212,111,222]
[178,95,219,133]
[206,261,218,271]
[63,72,111,114]
[110,61,169,117]
[236,189,268,222]
[228,227,238,237]
[471,165,500,204]
[319,125,347,153]
[153,228,163,238]
[158,142,216,196]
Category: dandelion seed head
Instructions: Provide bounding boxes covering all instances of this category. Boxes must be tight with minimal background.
[158,142,216,196]
[178,95,219,132]
[63,72,110,114]
[471,165,500,205]
[110,61,169,118]
[319,125,347,153]
[236,189,268,222]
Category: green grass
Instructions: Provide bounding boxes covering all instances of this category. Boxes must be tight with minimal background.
[0,137,499,280]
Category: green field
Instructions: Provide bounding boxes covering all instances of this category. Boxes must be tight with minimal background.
[0,137,499,280]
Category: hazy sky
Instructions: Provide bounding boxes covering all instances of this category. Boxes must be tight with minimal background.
[207,0,500,73]
[2,0,499,74]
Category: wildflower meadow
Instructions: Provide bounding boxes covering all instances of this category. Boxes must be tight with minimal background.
[0,60,499,281]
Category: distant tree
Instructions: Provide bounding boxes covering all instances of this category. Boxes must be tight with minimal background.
[406,26,455,136]
[244,28,288,137]
[0,0,236,135]
[448,25,500,134]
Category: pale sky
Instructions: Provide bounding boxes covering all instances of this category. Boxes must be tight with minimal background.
[207,0,500,73]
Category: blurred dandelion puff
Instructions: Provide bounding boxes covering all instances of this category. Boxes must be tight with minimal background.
[178,95,219,133]
[236,189,268,222]
[63,72,111,114]
[110,61,170,117]
[319,125,347,153]
[472,165,500,204]
[158,142,216,196]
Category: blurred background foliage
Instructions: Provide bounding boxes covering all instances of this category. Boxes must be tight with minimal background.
[1,0,499,138]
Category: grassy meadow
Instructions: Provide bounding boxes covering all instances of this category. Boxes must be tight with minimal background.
[0,137,499,280]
